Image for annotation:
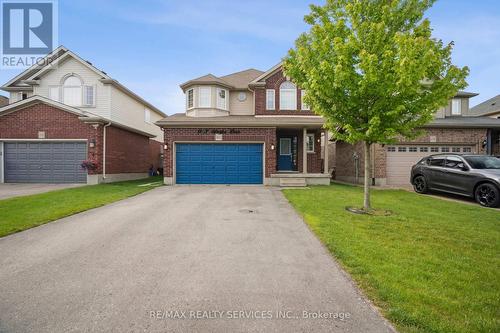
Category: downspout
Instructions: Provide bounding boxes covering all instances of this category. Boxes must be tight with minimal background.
[371,144,376,186]
[102,122,111,181]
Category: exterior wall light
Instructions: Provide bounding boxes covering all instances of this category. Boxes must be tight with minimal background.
[271,144,275,150]
[164,144,169,150]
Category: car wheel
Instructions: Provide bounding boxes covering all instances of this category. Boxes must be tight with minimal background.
[475,183,500,208]
[413,175,428,194]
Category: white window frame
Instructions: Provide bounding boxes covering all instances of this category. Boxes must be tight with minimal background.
[279,81,297,111]
[216,88,227,110]
[266,89,275,110]
[82,85,95,107]
[144,108,151,123]
[198,86,211,108]
[306,133,315,153]
[186,88,194,109]
[62,75,83,107]
[451,98,462,115]
[301,90,310,110]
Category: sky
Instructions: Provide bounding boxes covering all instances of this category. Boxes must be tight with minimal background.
[0,0,498,114]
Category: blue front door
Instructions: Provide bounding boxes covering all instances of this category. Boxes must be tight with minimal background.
[176,143,263,184]
[278,138,293,171]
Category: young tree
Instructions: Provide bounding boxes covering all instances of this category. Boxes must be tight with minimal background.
[283,0,468,212]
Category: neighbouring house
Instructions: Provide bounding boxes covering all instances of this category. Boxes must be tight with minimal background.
[156,64,331,186]
[335,91,500,186]
[0,95,8,107]
[471,95,500,155]
[0,46,166,184]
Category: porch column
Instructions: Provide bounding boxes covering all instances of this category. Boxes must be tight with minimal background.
[303,127,307,174]
[323,130,329,174]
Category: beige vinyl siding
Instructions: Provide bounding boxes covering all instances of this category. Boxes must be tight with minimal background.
[33,57,111,118]
[110,86,163,140]
[229,90,254,115]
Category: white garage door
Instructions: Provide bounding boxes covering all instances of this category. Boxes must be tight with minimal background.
[386,145,475,186]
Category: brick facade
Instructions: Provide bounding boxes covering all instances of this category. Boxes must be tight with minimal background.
[335,128,488,182]
[105,126,151,174]
[254,69,315,116]
[163,127,277,178]
[163,126,325,181]
[0,102,154,179]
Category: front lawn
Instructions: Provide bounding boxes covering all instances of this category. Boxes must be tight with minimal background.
[283,184,500,333]
[0,177,163,237]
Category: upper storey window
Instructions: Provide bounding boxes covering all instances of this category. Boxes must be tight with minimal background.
[63,75,83,107]
[199,87,211,108]
[280,81,297,110]
[266,89,275,110]
[301,90,310,110]
[55,74,95,107]
[451,98,462,115]
[216,88,228,110]
[186,89,194,109]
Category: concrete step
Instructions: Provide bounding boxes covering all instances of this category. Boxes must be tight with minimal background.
[279,177,307,187]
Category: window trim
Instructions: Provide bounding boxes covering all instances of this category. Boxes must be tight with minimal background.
[301,90,310,111]
[279,81,297,111]
[198,86,211,108]
[186,88,194,109]
[451,98,462,115]
[306,133,315,153]
[82,85,95,107]
[266,89,275,110]
[216,88,227,110]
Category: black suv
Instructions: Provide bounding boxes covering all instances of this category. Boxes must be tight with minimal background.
[411,154,500,208]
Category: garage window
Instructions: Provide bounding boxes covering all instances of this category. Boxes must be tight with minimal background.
[452,147,461,152]
[409,147,417,152]
[441,147,450,152]
[420,147,428,152]
[387,147,396,152]
[463,147,472,153]
[398,147,407,152]
[430,147,439,152]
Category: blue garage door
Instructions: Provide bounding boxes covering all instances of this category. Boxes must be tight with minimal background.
[176,143,263,184]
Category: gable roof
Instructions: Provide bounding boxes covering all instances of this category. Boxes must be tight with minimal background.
[0,95,156,137]
[220,69,264,89]
[1,46,166,117]
[180,74,233,90]
[180,69,265,91]
[470,94,500,116]
[249,62,283,86]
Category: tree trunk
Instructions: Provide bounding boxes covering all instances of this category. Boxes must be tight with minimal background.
[363,141,371,211]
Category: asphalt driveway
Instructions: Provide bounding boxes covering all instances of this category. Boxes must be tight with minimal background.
[0,186,394,333]
[0,183,84,200]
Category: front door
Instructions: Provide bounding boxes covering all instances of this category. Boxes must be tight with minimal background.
[278,138,292,171]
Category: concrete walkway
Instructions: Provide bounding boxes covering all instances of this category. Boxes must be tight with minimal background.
[0,186,394,333]
[0,183,84,200]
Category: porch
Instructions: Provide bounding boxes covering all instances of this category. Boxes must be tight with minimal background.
[269,127,331,186]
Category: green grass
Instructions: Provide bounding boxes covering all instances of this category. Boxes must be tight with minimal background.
[283,184,500,333]
[0,176,163,237]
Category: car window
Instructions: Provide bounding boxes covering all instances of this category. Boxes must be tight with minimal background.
[429,157,445,167]
[445,156,465,170]
[464,156,500,169]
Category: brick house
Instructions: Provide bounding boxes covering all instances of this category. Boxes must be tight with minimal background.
[157,64,330,186]
[0,46,166,184]
[335,92,500,186]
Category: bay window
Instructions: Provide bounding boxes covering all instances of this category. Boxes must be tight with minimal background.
[199,86,211,107]
[216,88,227,110]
